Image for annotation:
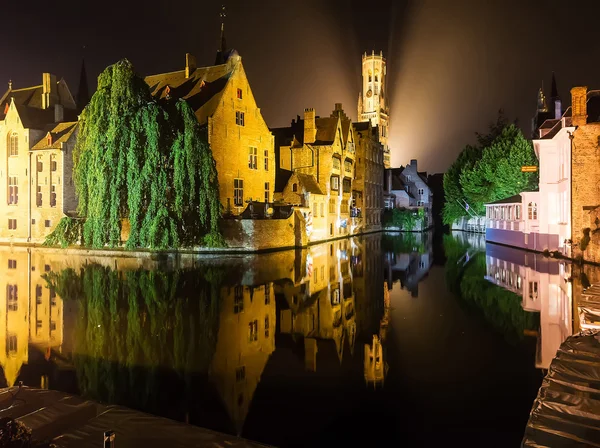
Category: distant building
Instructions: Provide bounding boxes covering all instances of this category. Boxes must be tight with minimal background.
[357,51,391,169]
[531,73,562,139]
[145,21,275,216]
[352,121,384,229]
[383,159,433,230]
[0,74,79,243]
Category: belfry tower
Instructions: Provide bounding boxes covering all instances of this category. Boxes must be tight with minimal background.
[358,50,391,168]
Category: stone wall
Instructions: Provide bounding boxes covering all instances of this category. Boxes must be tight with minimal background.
[571,122,600,263]
[221,211,302,251]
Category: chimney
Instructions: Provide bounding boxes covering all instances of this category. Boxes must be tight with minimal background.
[304,108,316,144]
[410,159,417,170]
[54,104,64,123]
[42,73,57,109]
[571,86,588,127]
[554,99,562,120]
[185,53,197,79]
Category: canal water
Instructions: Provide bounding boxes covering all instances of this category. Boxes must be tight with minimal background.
[0,231,592,446]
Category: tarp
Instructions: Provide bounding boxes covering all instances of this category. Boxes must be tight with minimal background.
[522,330,600,447]
[0,387,271,447]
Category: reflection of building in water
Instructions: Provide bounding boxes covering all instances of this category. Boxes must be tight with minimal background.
[384,232,433,296]
[484,244,572,369]
[0,248,78,386]
[210,283,276,435]
[353,235,384,336]
[279,239,358,370]
[364,283,390,388]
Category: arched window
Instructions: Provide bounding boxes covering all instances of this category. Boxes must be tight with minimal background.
[9,133,18,156]
[528,202,537,220]
[292,183,298,192]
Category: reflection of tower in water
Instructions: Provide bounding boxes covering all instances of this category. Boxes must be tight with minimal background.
[364,282,391,388]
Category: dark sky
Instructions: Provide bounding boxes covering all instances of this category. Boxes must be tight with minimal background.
[3,0,600,173]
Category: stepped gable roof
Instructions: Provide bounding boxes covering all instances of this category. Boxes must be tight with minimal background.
[486,194,522,205]
[295,173,324,195]
[314,117,338,145]
[145,62,234,125]
[31,122,78,150]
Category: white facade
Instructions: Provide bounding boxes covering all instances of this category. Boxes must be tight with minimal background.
[485,115,574,254]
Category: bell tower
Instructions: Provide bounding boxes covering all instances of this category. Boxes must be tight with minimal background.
[358,50,391,168]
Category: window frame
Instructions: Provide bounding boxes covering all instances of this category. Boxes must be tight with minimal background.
[234,178,244,206]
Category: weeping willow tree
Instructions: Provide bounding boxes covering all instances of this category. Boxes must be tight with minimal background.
[69,59,223,250]
[44,264,223,419]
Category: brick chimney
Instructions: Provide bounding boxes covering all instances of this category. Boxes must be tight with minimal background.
[410,159,418,170]
[304,108,316,144]
[185,53,197,79]
[571,86,588,127]
[42,73,57,109]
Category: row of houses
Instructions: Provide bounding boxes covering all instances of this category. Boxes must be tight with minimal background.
[485,79,600,263]
[0,26,434,247]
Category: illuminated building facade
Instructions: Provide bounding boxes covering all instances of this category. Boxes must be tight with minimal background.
[145,29,275,216]
[352,122,384,229]
[273,104,359,241]
[357,51,391,168]
[0,74,79,243]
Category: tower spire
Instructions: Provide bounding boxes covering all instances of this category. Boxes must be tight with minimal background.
[215,5,228,65]
[76,57,90,113]
[537,80,548,113]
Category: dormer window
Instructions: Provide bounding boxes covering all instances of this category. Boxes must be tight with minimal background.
[47,133,53,146]
[165,85,171,98]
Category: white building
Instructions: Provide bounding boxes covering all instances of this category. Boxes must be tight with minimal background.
[485,109,574,254]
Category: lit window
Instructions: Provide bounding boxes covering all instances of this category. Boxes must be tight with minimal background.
[528,202,537,220]
[248,319,258,342]
[234,286,244,313]
[235,111,245,126]
[330,176,339,191]
[9,133,18,156]
[50,185,57,207]
[248,147,257,169]
[8,176,18,205]
[7,285,18,311]
[234,179,244,206]
[237,88,243,100]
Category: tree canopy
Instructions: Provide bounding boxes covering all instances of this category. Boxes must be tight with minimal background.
[442,112,538,225]
[55,59,223,249]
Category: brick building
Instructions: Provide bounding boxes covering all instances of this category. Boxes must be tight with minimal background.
[0,74,79,243]
[145,42,274,216]
[352,121,384,229]
[272,104,358,242]
[570,87,600,263]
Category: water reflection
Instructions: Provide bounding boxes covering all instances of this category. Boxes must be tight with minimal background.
[0,234,431,440]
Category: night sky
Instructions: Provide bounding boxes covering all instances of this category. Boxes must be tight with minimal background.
[3,0,600,173]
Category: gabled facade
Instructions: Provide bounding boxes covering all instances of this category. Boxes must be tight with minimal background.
[273,104,359,242]
[145,52,275,216]
[0,74,78,243]
[353,122,384,230]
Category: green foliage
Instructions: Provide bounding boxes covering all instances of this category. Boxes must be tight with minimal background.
[381,233,427,254]
[442,111,538,225]
[71,59,222,250]
[383,208,419,230]
[443,235,539,343]
[43,217,84,248]
[43,264,223,416]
